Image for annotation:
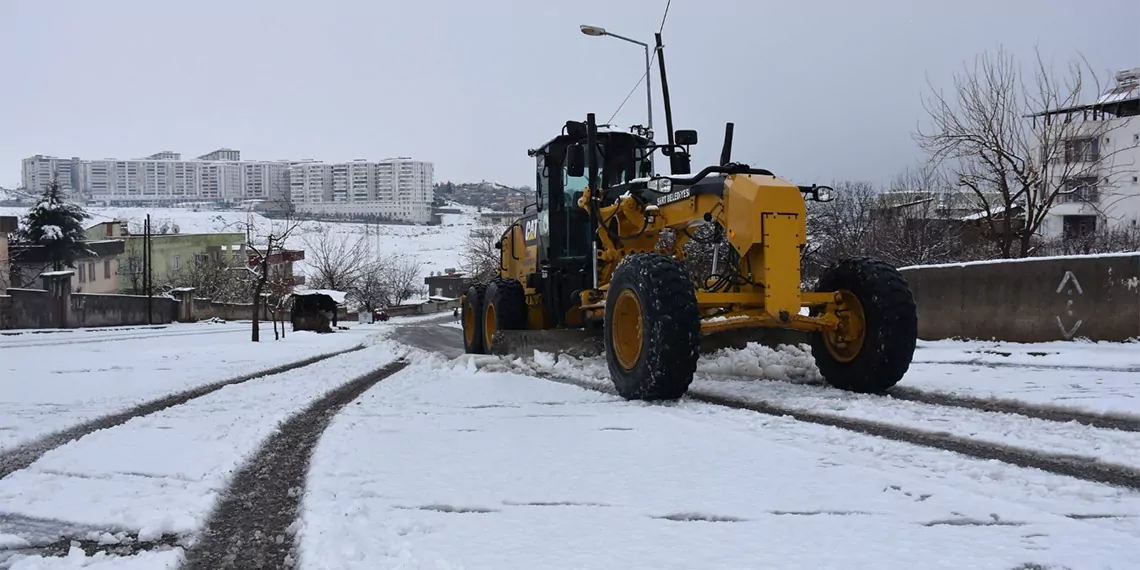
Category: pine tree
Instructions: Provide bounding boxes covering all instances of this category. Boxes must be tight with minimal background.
[18,177,93,271]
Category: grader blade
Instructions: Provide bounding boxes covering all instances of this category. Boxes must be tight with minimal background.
[489,329,605,359]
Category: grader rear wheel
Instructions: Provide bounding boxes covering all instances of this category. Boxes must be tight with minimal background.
[809,257,917,393]
[483,278,526,352]
[462,283,487,354]
[604,253,701,400]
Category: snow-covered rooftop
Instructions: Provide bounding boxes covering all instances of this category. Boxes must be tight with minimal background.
[292,288,348,305]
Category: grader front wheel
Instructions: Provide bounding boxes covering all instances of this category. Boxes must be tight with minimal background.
[810,257,918,393]
[604,253,702,400]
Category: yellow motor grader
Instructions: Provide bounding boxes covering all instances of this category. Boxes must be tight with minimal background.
[461,33,917,400]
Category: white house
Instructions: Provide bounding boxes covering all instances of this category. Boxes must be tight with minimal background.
[1034,67,1140,240]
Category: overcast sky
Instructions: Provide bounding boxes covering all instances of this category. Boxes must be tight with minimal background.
[1,0,1137,190]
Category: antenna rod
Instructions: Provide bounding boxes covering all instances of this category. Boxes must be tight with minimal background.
[655,32,676,157]
[720,122,735,165]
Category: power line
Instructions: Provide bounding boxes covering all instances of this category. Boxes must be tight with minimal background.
[607,56,656,125]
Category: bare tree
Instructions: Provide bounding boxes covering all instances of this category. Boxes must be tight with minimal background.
[461,223,508,282]
[243,215,302,342]
[163,254,251,303]
[802,180,881,283]
[353,260,389,315]
[264,271,295,340]
[300,223,370,293]
[873,165,979,267]
[117,239,147,295]
[915,47,1138,258]
[379,255,425,307]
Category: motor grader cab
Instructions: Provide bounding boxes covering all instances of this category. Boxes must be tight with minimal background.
[461,32,918,400]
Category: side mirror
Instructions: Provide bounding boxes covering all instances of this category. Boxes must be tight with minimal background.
[675,130,698,146]
[565,120,587,138]
[566,145,586,177]
[494,240,502,249]
[801,184,836,203]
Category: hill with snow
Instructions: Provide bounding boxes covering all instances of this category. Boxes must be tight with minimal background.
[0,203,479,286]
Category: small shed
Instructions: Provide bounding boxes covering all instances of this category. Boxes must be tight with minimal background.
[290,288,348,333]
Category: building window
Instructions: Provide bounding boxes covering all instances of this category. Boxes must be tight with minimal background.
[1060,177,1098,203]
[78,264,86,283]
[1064,137,1099,163]
[89,262,96,281]
[104,259,112,279]
[173,255,180,271]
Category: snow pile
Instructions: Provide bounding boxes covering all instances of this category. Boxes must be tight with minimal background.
[697,342,823,384]
[469,341,825,389]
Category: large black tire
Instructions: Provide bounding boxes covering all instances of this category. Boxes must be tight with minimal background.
[483,278,527,351]
[462,283,488,354]
[809,257,917,393]
[604,253,701,400]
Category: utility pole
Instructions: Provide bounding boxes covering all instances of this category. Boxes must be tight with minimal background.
[145,214,152,324]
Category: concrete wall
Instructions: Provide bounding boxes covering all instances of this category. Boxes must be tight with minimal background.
[3,288,55,329]
[193,298,269,321]
[384,299,460,317]
[0,273,179,330]
[71,293,176,328]
[900,252,1140,342]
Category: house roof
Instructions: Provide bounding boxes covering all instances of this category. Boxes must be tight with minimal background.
[291,288,347,304]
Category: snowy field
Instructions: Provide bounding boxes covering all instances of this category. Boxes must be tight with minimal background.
[0,204,480,285]
[3,316,1140,568]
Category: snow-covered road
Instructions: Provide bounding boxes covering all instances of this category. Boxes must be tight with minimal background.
[296,351,1140,569]
[4,314,1140,569]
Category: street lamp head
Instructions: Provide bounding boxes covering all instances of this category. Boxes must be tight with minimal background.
[579,25,607,37]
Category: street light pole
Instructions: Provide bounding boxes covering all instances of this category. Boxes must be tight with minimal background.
[580,24,655,171]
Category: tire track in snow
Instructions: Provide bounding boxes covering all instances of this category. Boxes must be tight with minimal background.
[886,386,1140,433]
[686,390,1140,491]
[0,344,366,479]
[178,359,409,570]
[529,371,1140,491]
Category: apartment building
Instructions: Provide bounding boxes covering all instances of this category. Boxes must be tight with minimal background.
[21,155,84,196]
[1033,67,1140,239]
[22,148,290,207]
[290,157,434,223]
[289,161,332,204]
[21,150,435,223]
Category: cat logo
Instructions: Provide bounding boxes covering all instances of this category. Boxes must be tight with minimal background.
[524,219,539,241]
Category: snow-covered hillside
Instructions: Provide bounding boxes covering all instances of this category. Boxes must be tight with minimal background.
[0,204,479,285]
